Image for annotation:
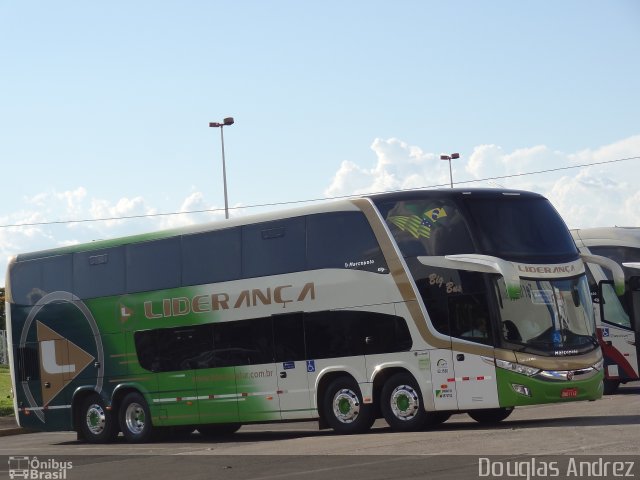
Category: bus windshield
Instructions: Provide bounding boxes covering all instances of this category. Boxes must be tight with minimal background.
[496,275,597,354]
[463,196,578,262]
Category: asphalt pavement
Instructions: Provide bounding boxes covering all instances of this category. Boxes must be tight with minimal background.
[0,415,28,437]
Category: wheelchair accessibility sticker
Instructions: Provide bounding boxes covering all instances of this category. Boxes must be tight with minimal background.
[306,360,316,372]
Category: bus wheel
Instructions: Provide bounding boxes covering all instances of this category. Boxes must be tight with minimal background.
[603,379,620,395]
[79,394,118,443]
[468,407,514,424]
[381,373,426,431]
[119,392,154,443]
[197,423,241,437]
[323,377,374,434]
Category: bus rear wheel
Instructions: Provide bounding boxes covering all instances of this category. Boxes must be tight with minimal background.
[468,407,514,424]
[323,377,374,434]
[119,392,154,443]
[79,394,118,443]
[381,373,426,431]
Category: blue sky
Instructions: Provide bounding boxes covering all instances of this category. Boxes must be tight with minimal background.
[1,1,640,285]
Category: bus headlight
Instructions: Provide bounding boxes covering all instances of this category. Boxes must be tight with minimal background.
[495,359,540,377]
[593,358,604,371]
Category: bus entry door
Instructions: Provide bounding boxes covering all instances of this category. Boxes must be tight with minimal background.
[273,313,313,420]
[429,349,458,411]
[450,347,500,410]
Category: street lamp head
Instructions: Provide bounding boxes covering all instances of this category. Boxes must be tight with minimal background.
[209,117,235,128]
[440,154,450,161]
[451,152,460,159]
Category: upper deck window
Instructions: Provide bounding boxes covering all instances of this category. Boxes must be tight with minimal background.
[375,198,475,257]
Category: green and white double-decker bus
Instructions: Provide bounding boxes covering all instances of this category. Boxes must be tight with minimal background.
[6,189,624,443]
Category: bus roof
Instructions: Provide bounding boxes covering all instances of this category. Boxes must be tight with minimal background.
[571,227,640,247]
[13,188,543,263]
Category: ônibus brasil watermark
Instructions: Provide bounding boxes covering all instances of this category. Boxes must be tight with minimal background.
[8,456,72,479]
[479,457,636,479]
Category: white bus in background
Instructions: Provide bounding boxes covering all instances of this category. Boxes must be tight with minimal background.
[572,227,640,394]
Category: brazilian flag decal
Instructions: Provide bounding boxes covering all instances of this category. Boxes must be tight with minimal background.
[388,207,447,239]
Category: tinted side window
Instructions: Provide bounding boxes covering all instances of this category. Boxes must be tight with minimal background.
[449,293,492,345]
[135,324,214,372]
[182,228,241,286]
[305,311,366,358]
[307,212,388,273]
[273,313,306,362]
[126,238,181,293]
[364,314,413,354]
[242,217,306,278]
[10,255,73,306]
[73,247,125,299]
[213,318,274,366]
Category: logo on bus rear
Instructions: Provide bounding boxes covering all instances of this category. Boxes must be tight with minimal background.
[17,292,104,422]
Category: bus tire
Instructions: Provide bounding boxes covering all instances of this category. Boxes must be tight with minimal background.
[468,407,514,424]
[323,377,374,434]
[197,423,241,437]
[381,373,426,431]
[603,379,620,395]
[119,392,154,443]
[79,394,118,444]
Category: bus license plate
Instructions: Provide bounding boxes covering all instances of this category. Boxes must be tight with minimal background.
[561,388,578,398]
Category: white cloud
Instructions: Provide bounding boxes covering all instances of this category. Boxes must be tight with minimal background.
[0,188,229,283]
[324,138,443,197]
[324,134,640,232]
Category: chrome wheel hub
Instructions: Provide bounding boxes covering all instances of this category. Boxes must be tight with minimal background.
[390,384,419,421]
[125,402,146,434]
[332,388,360,424]
[86,403,106,435]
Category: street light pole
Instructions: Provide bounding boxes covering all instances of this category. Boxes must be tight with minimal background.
[439,152,460,188]
[209,117,235,219]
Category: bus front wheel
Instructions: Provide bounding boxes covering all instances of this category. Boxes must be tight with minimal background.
[381,373,427,431]
[119,392,154,443]
[323,377,374,434]
[468,407,514,424]
[79,394,118,443]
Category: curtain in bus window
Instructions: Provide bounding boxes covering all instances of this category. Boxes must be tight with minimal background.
[380,199,474,257]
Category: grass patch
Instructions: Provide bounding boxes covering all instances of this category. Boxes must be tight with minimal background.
[0,364,15,416]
